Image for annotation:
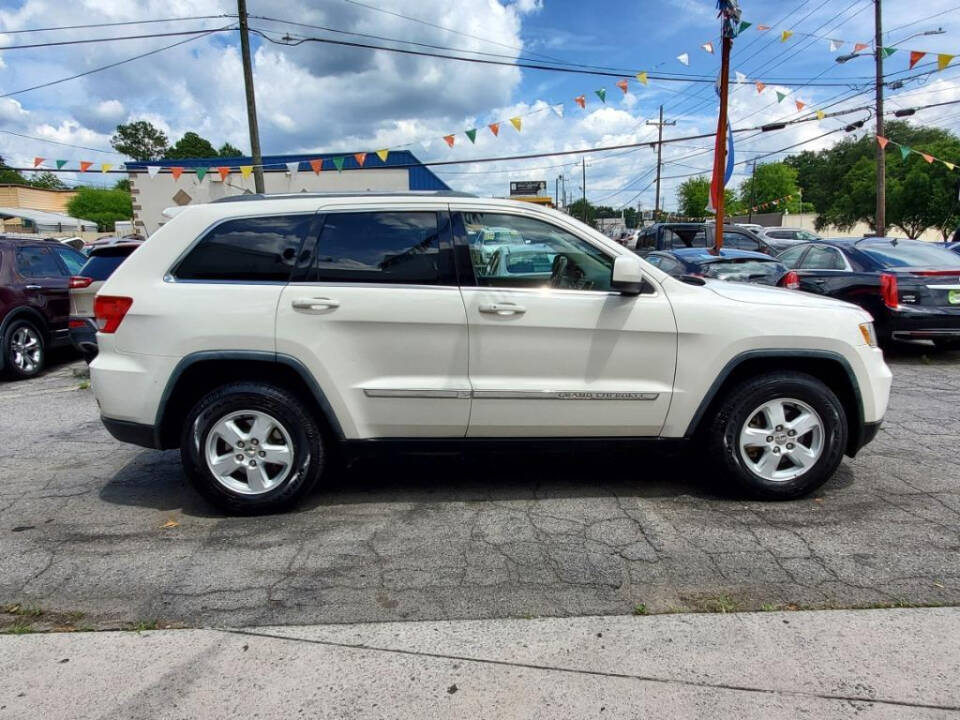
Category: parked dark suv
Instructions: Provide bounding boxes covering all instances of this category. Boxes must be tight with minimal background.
[0,236,87,379]
[633,223,781,256]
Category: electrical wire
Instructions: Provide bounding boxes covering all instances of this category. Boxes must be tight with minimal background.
[0,129,117,154]
[0,15,230,34]
[0,26,234,51]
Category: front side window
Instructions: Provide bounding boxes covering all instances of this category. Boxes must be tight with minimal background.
[462,212,613,291]
[16,246,62,277]
[175,214,313,282]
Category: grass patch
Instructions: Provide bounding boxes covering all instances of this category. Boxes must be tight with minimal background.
[632,603,648,616]
[694,595,740,614]
[131,620,158,633]
[4,604,43,618]
[5,621,34,634]
[77,380,91,390]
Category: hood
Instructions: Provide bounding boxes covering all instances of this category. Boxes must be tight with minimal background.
[704,279,861,311]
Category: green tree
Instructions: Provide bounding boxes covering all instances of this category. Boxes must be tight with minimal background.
[164,131,218,159]
[29,171,66,189]
[0,155,29,186]
[676,176,739,218]
[111,120,169,161]
[113,178,131,192]
[217,142,244,157]
[738,162,803,213]
[66,187,132,231]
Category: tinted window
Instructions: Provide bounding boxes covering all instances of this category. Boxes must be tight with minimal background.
[16,246,63,277]
[304,211,442,284]
[766,231,794,240]
[723,232,761,251]
[54,246,86,274]
[703,258,785,282]
[656,256,685,276]
[666,227,708,249]
[79,250,137,281]
[777,245,808,268]
[175,215,312,282]
[859,242,960,269]
[801,245,846,270]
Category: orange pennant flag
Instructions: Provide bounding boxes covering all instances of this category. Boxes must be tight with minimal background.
[309,159,323,174]
[574,95,586,109]
[79,161,92,172]
[909,50,926,69]
[922,153,935,164]
[876,135,889,149]
[510,117,522,132]
[854,42,869,53]
[354,152,367,167]
[375,149,389,163]
[488,122,500,136]
[33,157,44,168]
[795,100,805,111]
[938,53,955,71]
[616,79,629,94]
[170,166,184,180]
[443,134,455,148]
[757,25,770,31]
[755,81,766,94]
[217,166,230,181]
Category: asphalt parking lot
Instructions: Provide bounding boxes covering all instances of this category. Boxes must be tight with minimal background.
[1,347,959,630]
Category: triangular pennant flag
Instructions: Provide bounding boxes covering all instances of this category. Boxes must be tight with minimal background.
[488,122,500,136]
[795,100,805,111]
[217,166,230,181]
[332,156,345,171]
[195,167,207,181]
[876,135,889,149]
[443,134,455,148]
[170,166,184,180]
[755,81,766,93]
[510,116,522,132]
[829,39,843,52]
[309,159,323,174]
[899,145,912,160]
[945,161,956,171]
[420,138,433,152]
[146,165,160,178]
[880,47,897,58]
[595,89,607,103]
[854,42,869,53]
[735,71,747,84]
[465,129,477,144]
[285,161,299,175]
[101,163,113,173]
[757,25,770,31]
[701,41,714,54]
[33,157,44,168]
[676,53,689,66]
[781,30,793,42]
[738,20,752,33]
[909,50,926,69]
[375,149,389,163]
[574,95,586,109]
[79,161,92,172]
[551,103,564,118]
[616,79,629,93]
[240,165,253,178]
[922,153,935,164]
[635,72,648,86]
[776,91,787,103]
[55,160,67,169]
[938,53,954,71]
[816,110,825,120]
[354,152,366,167]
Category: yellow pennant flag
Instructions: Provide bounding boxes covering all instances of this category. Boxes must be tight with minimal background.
[101,163,113,173]
[510,116,522,132]
[781,30,793,42]
[376,149,389,163]
[945,161,956,171]
[816,110,825,120]
[636,71,648,85]
[240,165,253,179]
[938,53,955,71]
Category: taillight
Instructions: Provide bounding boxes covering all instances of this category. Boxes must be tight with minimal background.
[69,276,93,289]
[68,319,86,329]
[93,295,133,333]
[880,273,899,309]
[781,270,800,289]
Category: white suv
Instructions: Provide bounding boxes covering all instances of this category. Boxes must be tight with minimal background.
[91,193,891,513]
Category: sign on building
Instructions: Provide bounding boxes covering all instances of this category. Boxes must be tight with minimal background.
[510,180,547,196]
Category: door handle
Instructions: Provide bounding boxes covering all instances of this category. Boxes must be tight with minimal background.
[479,303,526,316]
[25,284,42,290]
[292,297,340,311]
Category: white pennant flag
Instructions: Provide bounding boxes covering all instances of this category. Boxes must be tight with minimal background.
[286,161,299,175]
[146,165,160,178]
[677,52,690,66]
[701,42,714,54]
[420,138,433,152]
[735,70,747,84]
[551,103,564,118]
[829,38,843,52]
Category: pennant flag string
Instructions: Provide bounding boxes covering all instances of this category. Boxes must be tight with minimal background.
[878,134,958,172]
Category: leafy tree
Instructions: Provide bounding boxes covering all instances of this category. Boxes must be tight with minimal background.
[114,178,131,192]
[66,187,132,231]
[738,162,803,213]
[676,176,739,218]
[111,120,169,161]
[164,131,218,159]
[29,171,66,189]
[0,155,29,185]
[217,142,244,157]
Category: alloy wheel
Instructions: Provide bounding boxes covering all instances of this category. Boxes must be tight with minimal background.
[738,398,825,482]
[10,326,41,374]
[204,410,294,495]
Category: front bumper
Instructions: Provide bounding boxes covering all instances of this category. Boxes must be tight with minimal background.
[849,419,882,457]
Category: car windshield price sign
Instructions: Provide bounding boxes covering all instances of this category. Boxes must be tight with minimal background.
[510,181,547,196]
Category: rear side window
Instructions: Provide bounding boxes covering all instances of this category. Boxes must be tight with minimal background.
[16,246,63,277]
[801,245,846,270]
[723,232,761,251]
[175,215,313,282]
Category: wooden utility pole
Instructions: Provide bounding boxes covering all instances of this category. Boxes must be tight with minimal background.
[646,105,676,220]
[713,33,733,251]
[581,157,587,223]
[238,0,265,194]
[874,0,886,235]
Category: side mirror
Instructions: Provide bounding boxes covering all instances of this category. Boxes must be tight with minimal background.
[611,254,646,296]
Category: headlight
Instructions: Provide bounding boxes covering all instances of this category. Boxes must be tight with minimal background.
[859,322,878,347]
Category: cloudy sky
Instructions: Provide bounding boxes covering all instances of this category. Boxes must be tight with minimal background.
[1,0,959,211]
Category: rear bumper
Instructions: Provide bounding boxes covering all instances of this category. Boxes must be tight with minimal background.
[886,307,960,341]
[101,416,161,449]
[68,317,98,360]
[891,328,960,341]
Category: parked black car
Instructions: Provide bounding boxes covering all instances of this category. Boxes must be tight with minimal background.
[777,238,960,348]
[633,223,782,256]
[644,248,789,285]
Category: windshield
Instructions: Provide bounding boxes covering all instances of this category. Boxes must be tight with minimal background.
[703,258,785,282]
[860,243,960,269]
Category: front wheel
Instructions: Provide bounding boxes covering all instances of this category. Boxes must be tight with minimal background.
[180,382,326,514]
[707,372,847,500]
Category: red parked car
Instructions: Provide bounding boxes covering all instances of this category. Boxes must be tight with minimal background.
[0,236,87,379]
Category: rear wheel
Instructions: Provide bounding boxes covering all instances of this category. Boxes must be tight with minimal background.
[707,372,847,500]
[180,382,325,514]
[3,319,45,380]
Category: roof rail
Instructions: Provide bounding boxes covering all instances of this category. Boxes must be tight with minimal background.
[210,190,476,204]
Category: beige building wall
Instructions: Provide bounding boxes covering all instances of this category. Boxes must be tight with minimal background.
[0,185,77,213]
[130,168,411,235]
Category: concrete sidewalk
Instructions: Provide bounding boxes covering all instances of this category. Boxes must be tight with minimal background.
[1,608,958,719]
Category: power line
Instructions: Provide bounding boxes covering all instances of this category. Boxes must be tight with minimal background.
[0,129,116,154]
[0,15,230,34]
[0,26,234,51]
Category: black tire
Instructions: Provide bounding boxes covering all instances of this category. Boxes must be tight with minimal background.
[2,318,45,380]
[180,382,326,514]
[707,371,847,500]
[933,339,960,351]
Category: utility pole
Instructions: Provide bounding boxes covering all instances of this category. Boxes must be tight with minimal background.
[581,157,587,224]
[238,0,265,194]
[874,0,885,236]
[748,159,757,223]
[646,105,676,220]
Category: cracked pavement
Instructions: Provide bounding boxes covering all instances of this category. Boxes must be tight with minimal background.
[1,346,958,629]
